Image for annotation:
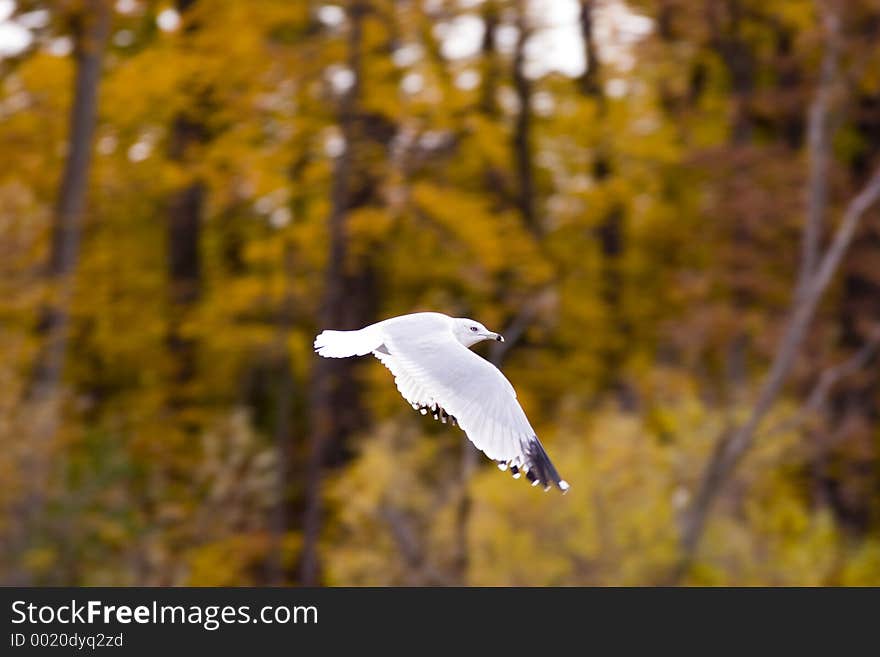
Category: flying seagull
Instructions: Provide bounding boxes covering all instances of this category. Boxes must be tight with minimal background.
[314,312,569,492]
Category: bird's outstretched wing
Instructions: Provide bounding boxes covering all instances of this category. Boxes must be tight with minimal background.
[372,348,449,420]
[380,328,568,492]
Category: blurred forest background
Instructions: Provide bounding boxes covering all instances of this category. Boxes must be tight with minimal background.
[1,0,880,586]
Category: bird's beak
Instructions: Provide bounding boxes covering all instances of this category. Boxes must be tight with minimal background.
[493,333,504,342]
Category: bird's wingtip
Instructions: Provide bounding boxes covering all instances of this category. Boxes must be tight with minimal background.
[523,437,568,493]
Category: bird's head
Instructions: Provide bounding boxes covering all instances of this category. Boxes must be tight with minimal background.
[452,317,504,348]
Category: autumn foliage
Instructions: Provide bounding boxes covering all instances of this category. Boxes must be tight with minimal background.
[1,0,879,586]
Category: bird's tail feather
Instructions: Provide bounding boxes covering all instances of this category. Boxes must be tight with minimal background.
[314,327,381,358]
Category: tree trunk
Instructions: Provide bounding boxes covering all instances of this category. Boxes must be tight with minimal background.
[30,2,109,401]
[577,0,602,99]
[266,241,296,585]
[165,0,207,416]
[575,0,631,403]
[708,0,756,146]
[299,0,374,585]
[8,0,110,585]
[479,1,500,116]
[512,2,537,235]
[450,7,547,581]
[166,177,203,398]
[707,0,758,389]
[448,7,506,585]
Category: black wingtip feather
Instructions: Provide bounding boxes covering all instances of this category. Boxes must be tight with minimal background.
[525,437,569,493]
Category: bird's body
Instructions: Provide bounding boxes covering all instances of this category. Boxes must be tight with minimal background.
[314,312,569,492]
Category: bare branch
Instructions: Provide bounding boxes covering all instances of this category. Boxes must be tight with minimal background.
[380,505,449,585]
[672,3,880,582]
[798,4,839,293]
[675,161,880,582]
[488,288,555,365]
[489,306,534,364]
[764,328,880,438]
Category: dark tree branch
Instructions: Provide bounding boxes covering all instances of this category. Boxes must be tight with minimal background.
[488,301,543,365]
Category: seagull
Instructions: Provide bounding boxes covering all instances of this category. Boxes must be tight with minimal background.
[314,312,569,492]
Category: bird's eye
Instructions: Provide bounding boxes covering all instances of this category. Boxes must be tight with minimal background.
[470,326,478,332]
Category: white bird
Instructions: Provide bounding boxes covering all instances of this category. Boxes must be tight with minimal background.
[314,312,569,492]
